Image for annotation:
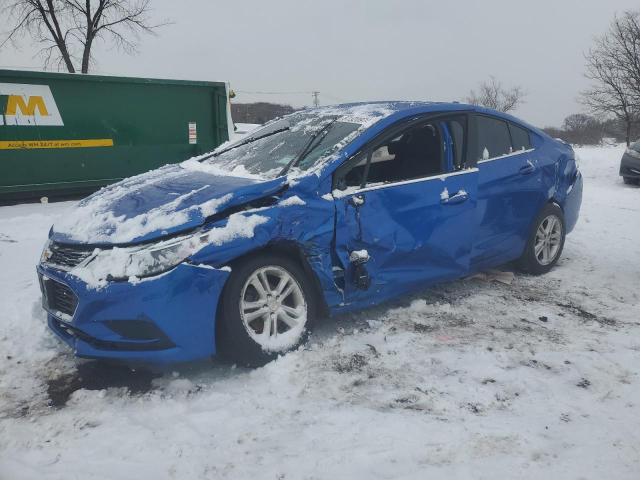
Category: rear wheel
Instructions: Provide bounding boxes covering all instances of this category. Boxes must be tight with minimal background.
[517,203,566,275]
[217,253,317,366]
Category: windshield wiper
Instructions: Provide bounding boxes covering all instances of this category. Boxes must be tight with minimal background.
[197,126,291,162]
[278,118,338,177]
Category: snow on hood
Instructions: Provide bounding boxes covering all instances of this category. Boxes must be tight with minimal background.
[51,163,286,245]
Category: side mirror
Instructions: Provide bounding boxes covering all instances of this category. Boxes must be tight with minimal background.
[334,177,348,191]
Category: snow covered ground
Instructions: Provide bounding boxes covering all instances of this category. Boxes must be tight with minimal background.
[0,145,639,479]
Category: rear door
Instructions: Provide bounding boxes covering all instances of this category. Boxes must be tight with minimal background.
[332,115,478,305]
[470,114,544,268]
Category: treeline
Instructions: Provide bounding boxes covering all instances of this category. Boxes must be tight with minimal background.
[580,11,640,145]
[543,114,640,146]
[231,102,297,125]
[542,11,640,146]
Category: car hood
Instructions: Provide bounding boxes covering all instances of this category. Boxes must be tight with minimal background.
[51,164,287,245]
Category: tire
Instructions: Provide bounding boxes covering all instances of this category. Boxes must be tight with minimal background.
[217,253,317,367]
[517,203,566,275]
[623,176,639,185]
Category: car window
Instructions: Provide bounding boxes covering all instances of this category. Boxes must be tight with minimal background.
[295,121,363,171]
[474,115,512,161]
[337,121,450,189]
[509,123,532,151]
[631,141,640,153]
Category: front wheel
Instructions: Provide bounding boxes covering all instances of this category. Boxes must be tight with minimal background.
[517,203,566,275]
[623,176,639,185]
[217,253,317,366]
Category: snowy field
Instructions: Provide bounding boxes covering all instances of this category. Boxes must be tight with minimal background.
[1,144,639,479]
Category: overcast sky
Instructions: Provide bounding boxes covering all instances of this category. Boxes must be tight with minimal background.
[1,0,639,127]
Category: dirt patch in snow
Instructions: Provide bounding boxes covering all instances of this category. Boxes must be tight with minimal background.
[556,301,617,326]
[45,362,159,408]
[332,352,369,373]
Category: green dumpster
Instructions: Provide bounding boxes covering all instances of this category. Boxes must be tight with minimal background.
[0,69,231,199]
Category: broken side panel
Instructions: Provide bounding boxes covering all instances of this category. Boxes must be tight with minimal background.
[332,169,479,309]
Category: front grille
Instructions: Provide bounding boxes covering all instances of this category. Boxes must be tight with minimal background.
[42,277,78,317]
[47,242,93,269]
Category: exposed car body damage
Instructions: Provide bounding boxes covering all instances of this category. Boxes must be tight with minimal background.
[37,102,583,364]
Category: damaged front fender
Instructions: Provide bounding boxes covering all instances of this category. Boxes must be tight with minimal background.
[188,178,345,310]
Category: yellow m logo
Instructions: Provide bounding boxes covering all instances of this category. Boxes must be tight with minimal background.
[6,95,49,116]
[0,84,63,126]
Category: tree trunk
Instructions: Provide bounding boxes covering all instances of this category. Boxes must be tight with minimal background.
[40,0,76,72]
[626,119,632,146]
[81,38,92,73]
[59,44,76,73]
[80,1,93,74]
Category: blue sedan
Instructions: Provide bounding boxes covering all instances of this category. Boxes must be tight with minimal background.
[37,102,583,366]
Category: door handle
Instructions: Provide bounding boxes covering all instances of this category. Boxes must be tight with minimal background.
[519,161,535,175]
[441,190,469,205]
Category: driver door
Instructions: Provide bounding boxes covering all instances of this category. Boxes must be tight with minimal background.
[332,115,478,305]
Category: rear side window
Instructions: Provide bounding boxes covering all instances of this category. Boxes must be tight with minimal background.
[509,123,531,151]
[474,115,512,161]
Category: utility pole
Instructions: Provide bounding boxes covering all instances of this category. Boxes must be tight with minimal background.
[312,91,320,107]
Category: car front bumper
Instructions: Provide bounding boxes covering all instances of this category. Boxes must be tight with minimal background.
[37,262,230,364]
[620,152,640,179]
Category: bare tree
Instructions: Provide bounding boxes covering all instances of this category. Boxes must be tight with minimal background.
[581,11,640,145]
[465,76,526,113]
[0,0,166,73]
[562,113,604,145]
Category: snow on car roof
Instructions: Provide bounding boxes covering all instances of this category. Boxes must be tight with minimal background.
[305,101,469,124]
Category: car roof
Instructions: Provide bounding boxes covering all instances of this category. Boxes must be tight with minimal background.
[306,101,472,120]
[304,101,539,131]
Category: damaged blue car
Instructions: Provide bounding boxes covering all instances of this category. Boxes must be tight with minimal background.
[37,102,583,366]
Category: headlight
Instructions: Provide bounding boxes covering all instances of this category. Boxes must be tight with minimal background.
[50,211,266,288]
[79,231,207,285]
[40,238,53,263]
[626,147,640,158]
[123,234,202,278]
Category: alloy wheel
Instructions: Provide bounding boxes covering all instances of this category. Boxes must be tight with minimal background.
[534,215,563,266]
[239,265,308,351]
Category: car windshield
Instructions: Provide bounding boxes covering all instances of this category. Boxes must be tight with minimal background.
[631,141,640,153]
[202,113,361,179]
